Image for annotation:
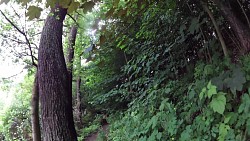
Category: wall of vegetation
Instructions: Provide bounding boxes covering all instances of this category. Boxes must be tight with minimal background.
[0,0,249,140]
[82,0,250,140]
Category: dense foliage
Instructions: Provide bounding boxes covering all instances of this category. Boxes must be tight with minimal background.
[82,0,250,140]
[0,76,33,141]
[0,0,250,140]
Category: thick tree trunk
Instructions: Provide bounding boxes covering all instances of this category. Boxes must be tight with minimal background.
[213,0,250,54]
[31,72,41,141]
[38,6,77,141]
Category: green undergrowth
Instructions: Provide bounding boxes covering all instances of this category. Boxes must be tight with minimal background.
[106,55,250,141]
[77,1,250,141]
[78,115,102,140]
[78,124,99,141]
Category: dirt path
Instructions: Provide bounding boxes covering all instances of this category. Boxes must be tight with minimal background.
[85,124,109,141]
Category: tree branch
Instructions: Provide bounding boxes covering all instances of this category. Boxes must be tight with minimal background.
[67,14,83,29]
[0,33,26,44]
[0,10,37,67]
[2,69,24,80]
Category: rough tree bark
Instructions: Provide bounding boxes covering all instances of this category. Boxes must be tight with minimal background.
[31,72,41,141]
[38,6,77,141]
[76,76,82,128]
[212,0,250,54]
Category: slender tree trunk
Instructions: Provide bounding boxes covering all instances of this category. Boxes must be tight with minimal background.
[67,24,78,102]
[31,72,41,141]
[66,20,82,129]
[38,6,77,141]
[76,76,82,128]
[213,0,250,54]
[201,1,228,57]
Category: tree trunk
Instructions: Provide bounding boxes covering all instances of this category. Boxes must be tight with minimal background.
[67,23,78,104]
[201,1,228,57]
[38,6,77,141]
[213,0,250,54]
[66,21,82,129]
[31,72,41,141]
[76,76,82,128]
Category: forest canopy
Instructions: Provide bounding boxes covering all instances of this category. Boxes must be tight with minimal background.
[0,0,250,140]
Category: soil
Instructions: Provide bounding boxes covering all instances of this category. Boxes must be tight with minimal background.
[84,124,109,141]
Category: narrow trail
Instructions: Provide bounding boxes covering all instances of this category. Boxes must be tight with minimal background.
[85,123,109,141]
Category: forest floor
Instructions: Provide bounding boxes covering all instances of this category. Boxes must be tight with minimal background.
[85,123,109,141]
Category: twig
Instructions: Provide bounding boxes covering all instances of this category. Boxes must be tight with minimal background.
[2,69,24,80]
[0,33,26,44]
[11,5,21,19]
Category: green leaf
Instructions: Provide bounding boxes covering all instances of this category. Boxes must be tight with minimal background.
[156,132,162,140]
[159,99,168,111]
[238,94,250,113]
[151,116,158,129]
[207,81,212,89]
[159,102,164,111]
[139,136,147,141]
[199,87,206,100]
[180,125,192,141]
[225,68,246,94]
[148,131,156,141]
[247,118,250,135]
[218,123,230,141]
[26,6,42,20]
[207,88,217,98]
[211,76,224,91]
[210,94,226,114]
[67,1,80,13]
[224,114,231,124]
[204,65,213,75]
[188,17,199,34]
[207,81,217,98]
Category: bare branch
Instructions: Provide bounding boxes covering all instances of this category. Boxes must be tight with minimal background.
[2,69,24,80]
[67,14,78,24]
[11,5,21,19]
[33,32,42,36]
[0,33,26,44]
[0,10,25,35]
[0,9,37,67]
